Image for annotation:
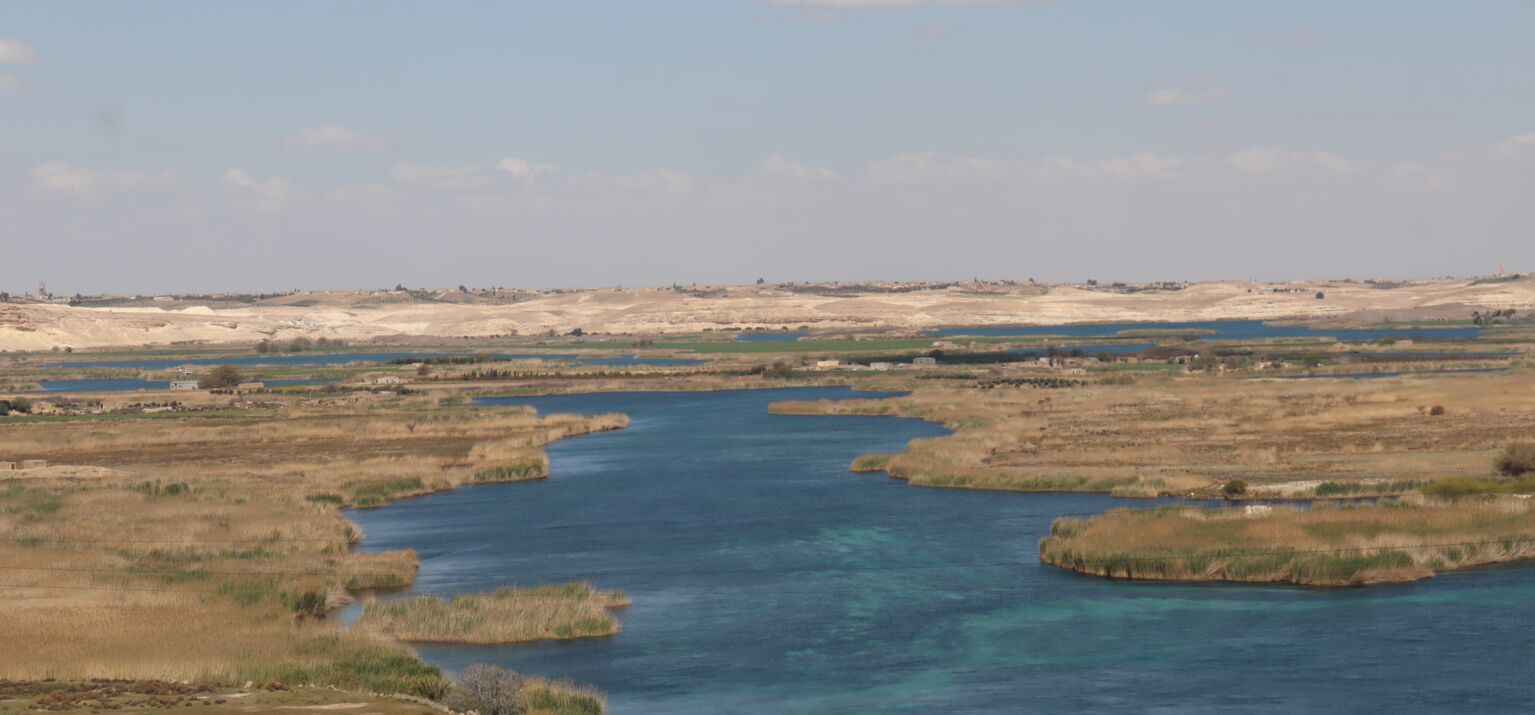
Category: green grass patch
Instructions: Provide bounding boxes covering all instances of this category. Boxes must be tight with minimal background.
[344,478,427,507]
[1423,476,1535,499]
[474,462,546,482]
[1313,480,1424,497]
[0,487,64,516]
[227,634,450,700]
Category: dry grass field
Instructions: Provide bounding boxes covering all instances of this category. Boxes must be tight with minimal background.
[774,367,1535,498]
[0,394,625,703]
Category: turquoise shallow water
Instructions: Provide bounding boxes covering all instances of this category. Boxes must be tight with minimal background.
[348,387,1535,714]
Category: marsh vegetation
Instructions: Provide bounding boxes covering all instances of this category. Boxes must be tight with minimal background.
[357,583,630,643]
[0,392,625,702]
[1039,496,1535,585]
[774,369,1535,499]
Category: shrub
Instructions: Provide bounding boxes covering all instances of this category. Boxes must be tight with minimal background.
[1423,477,1497,499]
[1495,443,1535,477]
[1221,480,1248,497]
[199,364,243,389]
[132,480,191,497]
[285,590,329,623]
[754,360,796,378]
[445,664,525,715]
[1429,405,1446,416]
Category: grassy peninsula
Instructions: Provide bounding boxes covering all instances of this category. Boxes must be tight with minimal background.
[1039,497,1535,586]
[358,583,631,643]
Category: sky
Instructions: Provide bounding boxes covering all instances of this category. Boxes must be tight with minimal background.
[1,1,1533,295]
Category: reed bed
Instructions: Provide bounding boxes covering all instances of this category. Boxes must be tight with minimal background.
[1039,497,1535,585]
[357,583,630,643]
[773,370,1535,497]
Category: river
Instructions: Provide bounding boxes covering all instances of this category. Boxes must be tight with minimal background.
[348,387,1535,714]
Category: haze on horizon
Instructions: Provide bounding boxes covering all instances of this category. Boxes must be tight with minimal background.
[2,1,1533,296]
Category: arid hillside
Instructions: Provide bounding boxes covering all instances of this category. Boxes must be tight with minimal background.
[2,276,1532,351]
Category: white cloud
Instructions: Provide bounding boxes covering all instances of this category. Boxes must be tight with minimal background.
[1387,161,1456,191]
[30,162,176,194]
[388,161,491,189]
[1489,132,1535,160]
[0,74,22,92]
[865,152,1009,183]
[613,168,697,195]
[1227,147,1356,174]
[32,162,100,191]
[0,38,39,65]
[223,168,292,210]
[1145,86,1225,108]
[495,157,559,182]
[756,155,836,181]
[1093,153,1182,179]
[282,125,392,155]
[11,137,1532,292]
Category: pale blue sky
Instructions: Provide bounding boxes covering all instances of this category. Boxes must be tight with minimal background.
[2,1,1533,293]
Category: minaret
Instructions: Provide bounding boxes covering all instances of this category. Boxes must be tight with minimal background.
[38,281,47,299]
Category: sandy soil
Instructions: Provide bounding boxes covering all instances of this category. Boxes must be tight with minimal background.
[3,277,1532,351]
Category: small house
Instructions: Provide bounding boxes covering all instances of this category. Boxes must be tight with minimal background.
[912,357,938,367]
[20,459,47,470]
[0,462,15,470]
[814,359,843,370]
[869,362,893,371]
[169,380,201,391]
[372,375,406,385]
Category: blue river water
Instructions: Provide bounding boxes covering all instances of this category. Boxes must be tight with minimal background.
[347,387,1535,714]
[930,319,1482,342]
[46,352,702,370]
